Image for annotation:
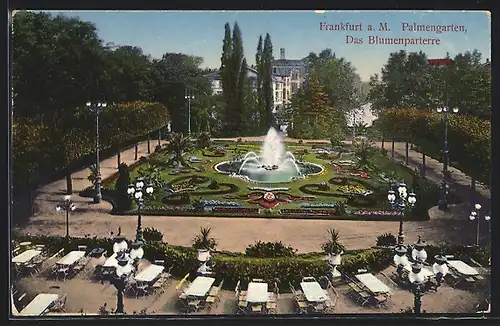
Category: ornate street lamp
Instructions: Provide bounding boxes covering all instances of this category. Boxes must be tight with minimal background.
[393,245,410,278]
[109,236,144,314]
[469,203,491,246]
[411,236,428,263]
[127,178,154,242]
[388,182,417,245]
[56,195,76,240]
[435,106,459,210]
[432,255,449,284]
[86,101,107,203]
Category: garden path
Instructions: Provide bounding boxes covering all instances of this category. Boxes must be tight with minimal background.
[15,137,491,252]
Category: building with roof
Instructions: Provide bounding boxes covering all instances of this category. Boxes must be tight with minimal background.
[272,48,308,95]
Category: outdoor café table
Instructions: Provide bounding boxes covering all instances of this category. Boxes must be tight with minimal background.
[19,293,59,316]
[12,249,42,264]
[447,260,479,276]
[246,282,269,303]
[56,251,86,266]
[355,273,391,294]
[404,264,435,279]
[135,264,164,283]
[300,281,329,302]
[184,276,216,297]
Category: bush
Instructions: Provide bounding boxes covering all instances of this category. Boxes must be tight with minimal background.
[245,241,297,258]
[208,180,219,189]
[114,163,132,212]
[376,233,397,247]
[142,227,163,242]
[192,227,218,251]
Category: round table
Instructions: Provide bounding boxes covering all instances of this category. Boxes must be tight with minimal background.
[19,242,32,247]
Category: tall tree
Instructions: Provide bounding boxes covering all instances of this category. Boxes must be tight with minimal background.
[231,22,245,134]
[255,35,265,130]
[262,33,274,129]
[220,23,233,133]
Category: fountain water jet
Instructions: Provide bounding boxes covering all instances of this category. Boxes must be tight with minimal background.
[215,127,323,183]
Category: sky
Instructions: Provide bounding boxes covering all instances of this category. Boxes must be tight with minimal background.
[40,10,491,81]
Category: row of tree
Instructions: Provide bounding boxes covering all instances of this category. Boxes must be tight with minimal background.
[368,50,491,119]
[13,11,216,136]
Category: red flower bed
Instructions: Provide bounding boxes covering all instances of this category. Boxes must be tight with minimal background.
[280,209,337,216]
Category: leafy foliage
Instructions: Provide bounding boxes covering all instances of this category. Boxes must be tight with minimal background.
[196,132,212,149]
[245,241,298,258]
[166,132,194,166]
[192,227,218,250]
[376,233,397,246]
[142,227,164,242]
[114,163,132,212]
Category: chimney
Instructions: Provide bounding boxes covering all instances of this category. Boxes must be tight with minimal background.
[280,48,285,60]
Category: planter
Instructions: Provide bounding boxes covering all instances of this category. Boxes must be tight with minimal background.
[197,249,210,262]
[326,252,343,265]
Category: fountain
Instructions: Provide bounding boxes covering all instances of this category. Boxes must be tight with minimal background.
[215,128,323,183]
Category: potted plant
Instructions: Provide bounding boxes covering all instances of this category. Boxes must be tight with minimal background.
[192,227,218,255]
[321,228,346,265]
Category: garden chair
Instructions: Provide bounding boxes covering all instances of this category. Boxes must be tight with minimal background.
[312,303,325,313]
[372,294,388,309]
[35,244,46,252]
[237,299,247,315]
[302,276,316,283]
[152,279,166,296]
[51,294,67,313]
[187,295,201,312]
[252,278,265,283]
[12,247,21,257]
[135,283,150,298]
[154,260,166,266]
[77,245,87,252]
[205,295,218,310]
[295,298,309,314]
[266,301,277,314]
[56,266,70,281]
[234,280,241,295]
[251,304,263,314]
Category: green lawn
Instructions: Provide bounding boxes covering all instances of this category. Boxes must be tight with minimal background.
[100,142,426,219]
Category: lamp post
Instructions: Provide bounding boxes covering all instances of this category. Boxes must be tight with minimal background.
[86,101,107,203]
[435,106,458,210]
[185,89,195,137]
[56,195,76,241]
[387,182,417,245]
[469,203,491,246]
[109,236,144,314]
[127,178,154,242]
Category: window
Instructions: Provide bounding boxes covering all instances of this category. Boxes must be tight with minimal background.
[273,67,277,74]
[291,83,298,93]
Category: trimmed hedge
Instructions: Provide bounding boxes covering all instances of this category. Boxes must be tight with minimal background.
[377,108,491,184]
[13,101,170,189]
[12,233,490,292]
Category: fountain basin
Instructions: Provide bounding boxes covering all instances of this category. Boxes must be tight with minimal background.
[214,159,323,183]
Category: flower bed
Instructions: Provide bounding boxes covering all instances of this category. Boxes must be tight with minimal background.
[353,209,403,216]
[280,209,337,216]
[338,185,369,195]
[212,207,260,214]
[301,203,345,208]
[198,200,242,207]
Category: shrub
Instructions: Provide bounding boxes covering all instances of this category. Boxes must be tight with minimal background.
[376,233,397,247]
[192,227,218,250]
[245,241,297,258]
[196,132,212,149]
[114,163,132,212]
[208,180,219,189]
[142,227,163,242]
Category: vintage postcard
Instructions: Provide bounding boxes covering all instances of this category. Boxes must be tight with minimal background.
[10,10,490,317]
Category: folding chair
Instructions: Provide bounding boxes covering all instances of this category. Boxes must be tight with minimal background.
[237,299,247,315]
[296,299,309,314]
[266,302,277,314]
[251,304,263,314]
[373,294,388,308]
[187,295,201,312]
[205,295,218,310]
[51,294,67,312]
